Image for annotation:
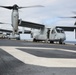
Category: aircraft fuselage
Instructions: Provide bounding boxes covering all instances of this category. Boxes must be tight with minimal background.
[32,27,66,44]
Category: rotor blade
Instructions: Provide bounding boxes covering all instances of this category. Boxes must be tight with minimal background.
[0,22,10,24]
[0,6,13,9]
[0,22,5,24]
[59,16,76,18]
[19,5,44,9]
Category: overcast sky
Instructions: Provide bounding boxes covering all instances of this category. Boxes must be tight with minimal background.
[0,0,76,40]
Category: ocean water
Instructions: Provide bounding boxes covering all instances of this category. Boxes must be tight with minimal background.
[64,40,76,44]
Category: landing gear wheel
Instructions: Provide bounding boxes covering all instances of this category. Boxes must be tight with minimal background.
[59,39,63,44]
[33,39,37,42]
[50,41,54,44]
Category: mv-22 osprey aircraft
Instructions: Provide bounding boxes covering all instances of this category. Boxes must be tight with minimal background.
[0,4,76,44]
[0,4,43,39]
[19,18,76,44]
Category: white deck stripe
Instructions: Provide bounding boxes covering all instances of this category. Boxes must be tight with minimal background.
[0,46,76,67]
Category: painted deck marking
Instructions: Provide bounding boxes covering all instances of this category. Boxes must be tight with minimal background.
[0,46,76,67]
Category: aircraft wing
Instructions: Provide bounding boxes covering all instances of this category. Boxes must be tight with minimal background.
[0,29,12,32]
[19,19,76,31]
[18,19,45,29]
[56,26,76,31]
[0,29,31,34]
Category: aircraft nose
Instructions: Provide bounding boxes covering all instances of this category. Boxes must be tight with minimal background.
[58,33,66,40]
[61,34,66,40]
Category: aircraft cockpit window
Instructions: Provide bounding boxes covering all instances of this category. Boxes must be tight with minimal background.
[56,28,64,33]
[61,30,64,33]
[51,29,55,34]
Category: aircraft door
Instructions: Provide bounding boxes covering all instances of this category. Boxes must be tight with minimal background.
[50,29,56,40]
[47,28,50,39]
